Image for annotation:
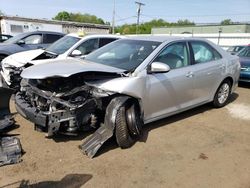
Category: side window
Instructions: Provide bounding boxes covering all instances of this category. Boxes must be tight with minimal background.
[190,41,222,64]
[43,34,62,44]
[99,38,118,48]
[154,42,189,69]
[23,34,42,44]
[75,38,99,55]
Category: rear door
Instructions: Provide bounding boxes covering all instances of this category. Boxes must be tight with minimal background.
[188,41,224,104]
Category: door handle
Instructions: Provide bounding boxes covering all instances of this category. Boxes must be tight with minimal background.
[186,72,194,78]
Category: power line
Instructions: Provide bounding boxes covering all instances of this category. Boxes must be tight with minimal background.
[116,16,136,22]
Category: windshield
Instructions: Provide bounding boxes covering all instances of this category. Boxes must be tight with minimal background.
[46,36,80,55]
[237,46,250,58]
[85,39,160,71]
[3,33,28,44]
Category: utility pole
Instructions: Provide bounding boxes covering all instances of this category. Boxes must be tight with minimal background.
[135,1,145,34]
[112,0,116,34]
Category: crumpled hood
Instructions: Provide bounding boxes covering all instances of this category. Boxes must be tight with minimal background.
[21,59,126,79]
[239,57,250,67]
[2,49,45,68]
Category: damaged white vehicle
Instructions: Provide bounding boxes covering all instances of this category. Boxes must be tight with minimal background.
[15,36,240,157]
[1,33,122,89]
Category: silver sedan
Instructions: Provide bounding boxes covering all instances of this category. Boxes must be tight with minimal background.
[16,36,241,157]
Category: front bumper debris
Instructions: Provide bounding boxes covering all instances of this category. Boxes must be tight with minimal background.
[15,92,47,127]
[0,87,22,167]
[15,92,97,137]
[0,137,23,167]
[80,96,129,158]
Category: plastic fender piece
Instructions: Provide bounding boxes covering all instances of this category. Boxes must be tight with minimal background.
[80,96,130,158]
[0,137,23,167]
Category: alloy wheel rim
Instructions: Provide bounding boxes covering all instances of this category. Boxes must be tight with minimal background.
[217,83,230,104]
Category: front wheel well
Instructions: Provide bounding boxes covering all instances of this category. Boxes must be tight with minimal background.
[107,94,143,119]
[223,77,233,87]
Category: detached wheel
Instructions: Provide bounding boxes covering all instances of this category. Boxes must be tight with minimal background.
[213,80,232,108]
[115,102,143,149]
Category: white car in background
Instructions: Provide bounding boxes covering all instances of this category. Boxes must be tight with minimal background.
[0,33,123,89]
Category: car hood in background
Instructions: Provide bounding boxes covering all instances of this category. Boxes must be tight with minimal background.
[21,59,126,79]
[239,57,250,67]
[3,49,44,68]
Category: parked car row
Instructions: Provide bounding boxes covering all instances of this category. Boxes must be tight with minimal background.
[0,34,12,43]
[0,31,65,62]
[0,33,123,89]
[0,32,242,158]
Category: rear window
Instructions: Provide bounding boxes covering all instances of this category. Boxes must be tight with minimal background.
[190,41,222,64]
[99,38,118,48]
[43,34,63,43]
[238,46,250,58]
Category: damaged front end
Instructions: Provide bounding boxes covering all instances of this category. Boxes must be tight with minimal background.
[1,63,33,90]
[15,72,120,137]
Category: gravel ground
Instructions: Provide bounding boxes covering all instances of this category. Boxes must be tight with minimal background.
[1,84,250,188]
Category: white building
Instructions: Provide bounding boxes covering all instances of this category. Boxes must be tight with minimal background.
[0,15,110,36]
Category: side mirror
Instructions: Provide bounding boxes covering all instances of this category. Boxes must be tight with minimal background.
[148,62,170,74]
[17,40,25,45]
[71,49,82,57]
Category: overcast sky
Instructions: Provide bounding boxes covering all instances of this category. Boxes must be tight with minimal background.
[0,0,249,25]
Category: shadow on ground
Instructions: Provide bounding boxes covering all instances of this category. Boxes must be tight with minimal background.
[139,92,238,143]
[36,92,239,158]
[0,174,93,188]
[239,82,250,89]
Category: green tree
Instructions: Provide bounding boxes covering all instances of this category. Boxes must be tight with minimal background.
[221,19,233,25]
[176,19,195,26]
[115,19,195,34]
[53,11,70,21]
[53,11,105,24]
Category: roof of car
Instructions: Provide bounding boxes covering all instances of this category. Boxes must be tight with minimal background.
[66,33,125,39]
[22,31,64,36]
[126,35,185,43]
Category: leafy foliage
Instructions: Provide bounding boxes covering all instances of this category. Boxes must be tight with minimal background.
[115,19,195,34]
[53,11,105,24]
[220,19,233,25]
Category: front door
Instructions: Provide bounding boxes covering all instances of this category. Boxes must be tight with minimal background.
[144,41,195,122]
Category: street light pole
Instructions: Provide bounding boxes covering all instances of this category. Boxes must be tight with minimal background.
[135,1,145,35]
[112,0,116,34]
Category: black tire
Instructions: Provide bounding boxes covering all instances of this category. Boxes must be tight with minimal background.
[0,55,7,64]
[126,103,143,138]
[115,106,135,149]
[213,79,232,108]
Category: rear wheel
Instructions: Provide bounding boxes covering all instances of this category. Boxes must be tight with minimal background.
[213,80,232,108]
[115,101,143,149]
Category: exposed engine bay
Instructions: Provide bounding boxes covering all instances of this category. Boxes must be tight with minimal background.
[16,72,121,137]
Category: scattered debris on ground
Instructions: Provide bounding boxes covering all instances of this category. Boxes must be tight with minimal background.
[0,86,23,167]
